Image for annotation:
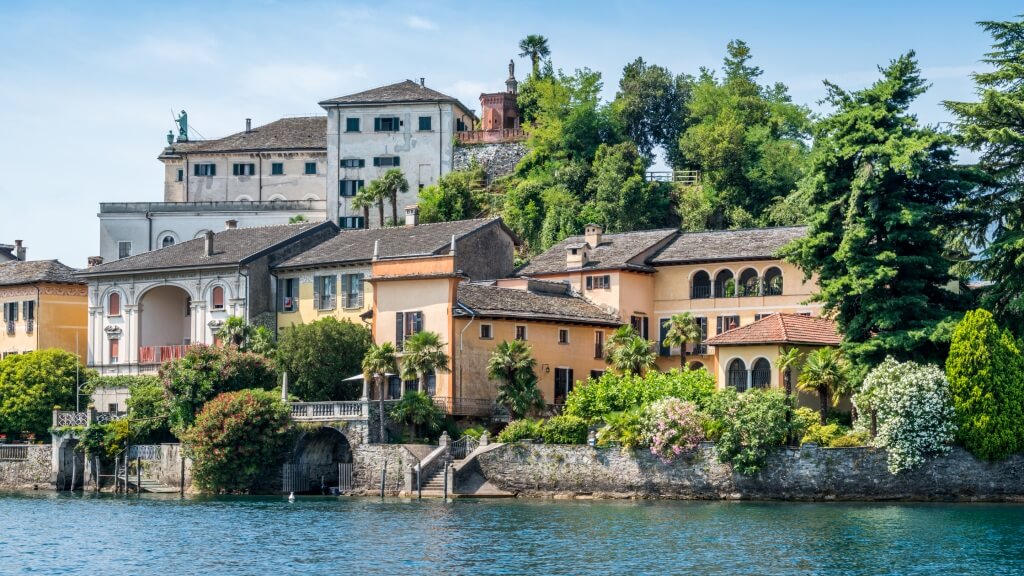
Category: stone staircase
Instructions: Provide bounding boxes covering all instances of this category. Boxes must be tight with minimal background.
[418,463,453,496]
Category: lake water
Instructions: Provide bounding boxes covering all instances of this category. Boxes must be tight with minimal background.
[1,492,1022,575]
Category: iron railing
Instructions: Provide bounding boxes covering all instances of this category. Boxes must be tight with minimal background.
[128,445,162,461]
[728,369,749,392]
[53,411,88,427]
[645,170,700,184]
[138,345,192,365]
[691,285,711,299]
[450,436,479,460]
[751,369,773,389]
[0,445,28,461]
[25,319,34,334]
[341,293,364,309]
[432,397,494,417]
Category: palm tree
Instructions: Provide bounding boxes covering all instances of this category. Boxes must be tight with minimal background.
[400,331,450,394]
[774,347,804,396]
[662,312,703,369]
[603,325,638,364]
[217,316,250,347]
[797,347,849,424]
[487,340,544,420]
[379,169,409,226]
[366,180,387,228]
[609,335,658,375]
[362,342,398,443]
[388,391,442,441]
[518,34,550,75]
[351,186,374,229]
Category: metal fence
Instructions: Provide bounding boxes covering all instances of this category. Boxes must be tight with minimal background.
[128,445,162,461]
[450,436,479,460]
[0,445,28,461]
[283,462,353,494]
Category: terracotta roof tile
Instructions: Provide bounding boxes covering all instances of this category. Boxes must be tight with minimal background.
[703,313,840,347]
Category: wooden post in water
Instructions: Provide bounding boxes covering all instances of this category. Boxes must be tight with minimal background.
[70,455,76,492]
[180,455,185,497]
[380,461,386,498]
[136,456,142,495]
[95,457,100,492]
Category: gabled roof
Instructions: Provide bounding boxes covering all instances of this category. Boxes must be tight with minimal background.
[0,260,84,286]
[456,282,621,326]
[0,245,16,261]
[160,117,326,157]
[319,80,474,116]
[651,226,806,265]
[517,229,677,275]
[703,313,840,347]
[80,222,332,276]
[274,218,510,270]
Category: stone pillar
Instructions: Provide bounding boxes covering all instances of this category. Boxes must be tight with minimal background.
[438,431,450,448]
[281,372,289,402]
[480,431,490,447]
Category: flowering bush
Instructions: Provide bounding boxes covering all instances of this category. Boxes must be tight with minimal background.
[646,398,704,462]
[704,388,790,475]
[859,358,956,474]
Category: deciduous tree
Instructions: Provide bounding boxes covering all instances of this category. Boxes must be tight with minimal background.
[276,317,371,401]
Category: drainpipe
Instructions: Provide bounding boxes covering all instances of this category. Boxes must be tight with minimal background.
[34,285,40,352]
[239,264,251,325]
[258,154,263,202]
[437,103,444,182]
[457,304,475,407]
[184,154,190,202]
[145,212,153,252]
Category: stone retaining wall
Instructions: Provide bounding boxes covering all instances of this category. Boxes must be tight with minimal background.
[472,443,1024,501]
[0,446,52,489]
[453,142,527,182]
[352,444,431,495]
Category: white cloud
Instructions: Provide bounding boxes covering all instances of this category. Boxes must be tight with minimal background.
[405,16,438,31]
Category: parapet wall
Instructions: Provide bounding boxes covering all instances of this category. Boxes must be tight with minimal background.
[472,443,1024,501]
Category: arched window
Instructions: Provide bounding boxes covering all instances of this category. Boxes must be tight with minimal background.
[738,268,760,297]
[751,358,772,389]
[689,361,705,371]
[211,286,225,310]
[727,358,748,391]
[161,235,175,248]
[108,292,121,316]
[763,267,783,296]
[691,271,711,299]
[714,269,735,298]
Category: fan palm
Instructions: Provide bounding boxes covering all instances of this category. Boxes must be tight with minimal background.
[365,180,387,228]
[350,186,374,229]
[662,312,703,369]
[487,340,544,420]
[603,325,638,364]
[217,316,249,347]
[362,342,398,442]
[400,331,450,394]
[774,347,803,396]
[797,347,849,424]
[517,34,550,75]
[379,168,409,226]
[609,335,657,375]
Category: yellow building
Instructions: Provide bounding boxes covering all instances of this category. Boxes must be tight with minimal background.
[0,260,88,361]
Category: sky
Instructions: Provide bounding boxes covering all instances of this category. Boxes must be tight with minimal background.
[0,0,1016,266]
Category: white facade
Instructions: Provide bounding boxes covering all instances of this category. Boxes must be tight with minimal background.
[160,150,328,203]
[323,101,476,228]
[97,201,326,263]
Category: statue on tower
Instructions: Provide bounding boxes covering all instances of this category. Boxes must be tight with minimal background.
[508,59,515,79]
[506,60,518,95]
[175,110,189,142]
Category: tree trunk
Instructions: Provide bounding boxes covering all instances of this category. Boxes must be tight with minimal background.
[362,205,370,228]
[377,376,386,444]
[418,373,426,394]
[391,193,398,226]
[679,345,687,370]
[377,201,385,229]
[818,388,828,424]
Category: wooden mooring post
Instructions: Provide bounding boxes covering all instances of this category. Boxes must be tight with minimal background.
[380,461,386,498]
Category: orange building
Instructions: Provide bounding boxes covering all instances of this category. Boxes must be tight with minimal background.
[0,260,88,361]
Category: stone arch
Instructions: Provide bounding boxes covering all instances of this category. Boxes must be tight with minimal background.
[268,194,287,201]
[302,193,320,201]
[234,194,254,201]
[137,283,194,351]
[691,270,711,299]
[763,266,784,296]
[751,357,772,389]
[738,267,760,297]
[287,426,355,494]
[688,361,705,371]
[714,268,736,298]
[156,230,179,249]
[56,437,84,491]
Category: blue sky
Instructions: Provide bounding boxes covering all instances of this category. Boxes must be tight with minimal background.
[0,0,1015,265]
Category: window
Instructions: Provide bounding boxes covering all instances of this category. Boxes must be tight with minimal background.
[339,179,365,197]
[589,369,605,380]
[176,169,183,182]
[515,325,527,341]
[658,318,671,357]
[373,156,400,167]
[714,270,736,298]
[271,162,284,175]
[763,267,784,296]
[691,317,708,355]
[586,275,611,290]
[346,118,360,132]
[108,403,119,413]
[727,358,748,391]
[339,216,365,229]
[118,242,132,260]
[232,163,255,176]
[211,286,225,310]
[341,158,366,169]
[716,315,740,334]
[374,117,400,132]
[479,324,493,339]
[387,375,402,400]
[109,338,119,364]
[738,268,760,297]
[314,275,336,310]
[161,235,175,248]
[341,273,364,308]
[395,311,423,349]
[754,312,775,322]
[630,315,649,339]
[554,368,574,405]
[194,163,216,177]
[691,271,711,299]
[108,293,121,317]
[279,278,297,312]
[594,330,604,359]
[751,358,772,389]
[418,116,432,131]
[23,301,35,322]
[558,329,569,345]
[304,162,317,175]
[2,302,18,323]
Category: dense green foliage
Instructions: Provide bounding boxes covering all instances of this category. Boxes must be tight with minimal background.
[487,340,544,420]
[419,161,488,223]
[0,349,89,437]
[661,312,703,369]
[276,317,370,401]
[122,376,171,441]
[612,57,692,166]
[216,317,276,356]
[945,309,1024,460]
[160,344,277,432]
[388,391,443,442]
[796,347,851,424]
[704,388,791,474]
[539,415,588,445]
[184,389,293,493]
[781,52,976,374]
[497,418,543,443]
[362,342,399,443]
[400,331,450,394]
[564,368,715,423]
[595,408,648,449]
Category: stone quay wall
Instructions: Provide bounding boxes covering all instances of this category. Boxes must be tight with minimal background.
[352,444,433,495]
[453,142,527,183]
[471,443,1024,501]
[0,446,52,490]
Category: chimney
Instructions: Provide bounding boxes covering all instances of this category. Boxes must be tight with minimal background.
[245,118,252,133]
[584,224,603,249]
[225,219,238,230]
[566,243,589,268]
[204,230,215,256]
[404,205,420,227]
[420,77,425,88]
[87,256,104,267]
[14,239,25,261]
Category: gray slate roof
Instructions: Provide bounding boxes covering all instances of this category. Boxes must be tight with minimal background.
[456,283,621,326]
[81,222,330,276]
[651,226,807,265]
[275,218,504,270]
[162,117,326,155]
[0,245,15,261]
[517,229,677,275]
[0,260,84,286]
[319,80,473,115]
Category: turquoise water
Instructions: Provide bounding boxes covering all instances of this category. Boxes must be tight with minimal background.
[1,493,1022,575]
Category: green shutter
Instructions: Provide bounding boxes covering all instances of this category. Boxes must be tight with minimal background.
[373,157,380,167]
[393,117,401,130]
[374,118,381,131]
[393,156,400,167]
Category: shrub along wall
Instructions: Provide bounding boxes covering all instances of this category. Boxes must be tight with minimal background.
[471,443,1024,501]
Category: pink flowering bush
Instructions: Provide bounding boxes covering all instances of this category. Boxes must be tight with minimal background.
[646,398,705,462]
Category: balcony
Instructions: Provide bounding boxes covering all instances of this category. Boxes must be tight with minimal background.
[4,321,13,336]
[690,285,711,299]
[138,345,192,365]
[432,397,495,417]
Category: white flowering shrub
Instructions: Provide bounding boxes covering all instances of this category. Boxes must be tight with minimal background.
[860,357,957,474]
[645,397,704,462]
